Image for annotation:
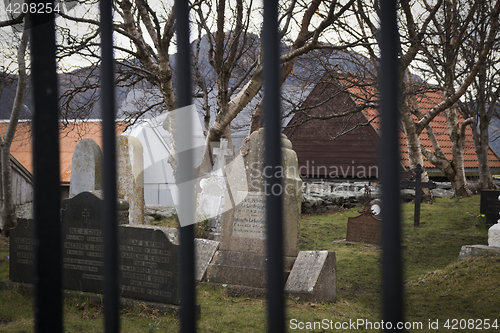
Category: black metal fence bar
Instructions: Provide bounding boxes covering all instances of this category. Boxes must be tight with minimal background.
[263,1,285,332]
[175,0,197,332]
[379,0,404,330]
[99,0,120,330]
[28,2,63,331]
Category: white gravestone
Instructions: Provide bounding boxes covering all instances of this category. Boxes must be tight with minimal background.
[488,222,500,247]
[117,135,145,224]
[212,139,233,177]
[195,139,233,238]
[69,138,103,197]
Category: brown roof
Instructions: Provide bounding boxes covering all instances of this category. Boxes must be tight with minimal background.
[285,72,500,176]
[283,75,380,177]
[0,121,128,183]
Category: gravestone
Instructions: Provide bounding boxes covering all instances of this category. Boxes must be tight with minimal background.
[346,186,381,245]
[195,139,233,240]
[480,190,500,225]
[458,245,500,260]
[194,239,219,282]
[206,128,302,289]
[117,135,145,224]
[458,195,500,260]
[489,222,500,247]
[69,138,103,197]
[284,251,336,302]
[10,191,181,305]
[346,215,381,245]
[212,138,233,177]
[60,191,128,293]
[196,177,226,239]
[9,218,35,284]
[117,225,180,304]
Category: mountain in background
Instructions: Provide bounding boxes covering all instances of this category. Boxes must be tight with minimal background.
[0,34,388,127]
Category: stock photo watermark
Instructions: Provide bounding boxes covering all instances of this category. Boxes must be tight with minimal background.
[289,318,499,331]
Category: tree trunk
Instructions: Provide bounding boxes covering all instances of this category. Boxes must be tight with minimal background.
[401,106,434,202]
[401,72,434,201]
[420,112,474,197]
[1,29,28,237]
[0,146,15,237]
[473,113,495,189]
[446,103,472,197]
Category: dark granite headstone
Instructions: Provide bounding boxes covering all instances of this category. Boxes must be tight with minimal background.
[61,192,107,293]
[9,218,35,284]
[346,214,381,245]
[118,225,180,304]
[9,191,180,305]
[480,190,500,225]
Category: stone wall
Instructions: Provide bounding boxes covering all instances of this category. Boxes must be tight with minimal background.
[301,180,455,214]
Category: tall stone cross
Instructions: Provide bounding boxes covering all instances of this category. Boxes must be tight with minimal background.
[212,139,232,177]
[400,164,437,227]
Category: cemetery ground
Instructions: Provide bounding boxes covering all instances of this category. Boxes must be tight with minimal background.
[0,195,499,332]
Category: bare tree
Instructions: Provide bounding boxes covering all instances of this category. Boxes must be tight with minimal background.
[354,0,500,197]
[57,0,360,178]
[320,0,441,200]
[457,0,500,190]
[411,0,500,197]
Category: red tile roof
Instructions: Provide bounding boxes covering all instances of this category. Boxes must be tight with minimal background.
[353,85,500,170]
[0,121,128,183]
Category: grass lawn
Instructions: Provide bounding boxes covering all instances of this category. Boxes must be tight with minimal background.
[1,194,499,332]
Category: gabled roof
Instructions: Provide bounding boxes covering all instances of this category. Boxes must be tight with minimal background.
[361,88,500,170]
[0,120,128,184]
[284,71,500,175]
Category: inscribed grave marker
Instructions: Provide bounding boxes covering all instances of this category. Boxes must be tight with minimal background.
[9,192,181,305]
[218,129,301,256]
[119,225,180,304]
[61,191,127,292]
[9,218,35,284]
[231,192,266,240]
[207,129,302,289]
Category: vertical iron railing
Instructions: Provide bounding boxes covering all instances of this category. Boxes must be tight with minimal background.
[28,1,63,332]
[379,0,404,331]
[99,0,120,330]
[263,0,285,333]
[175,1,197,332]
